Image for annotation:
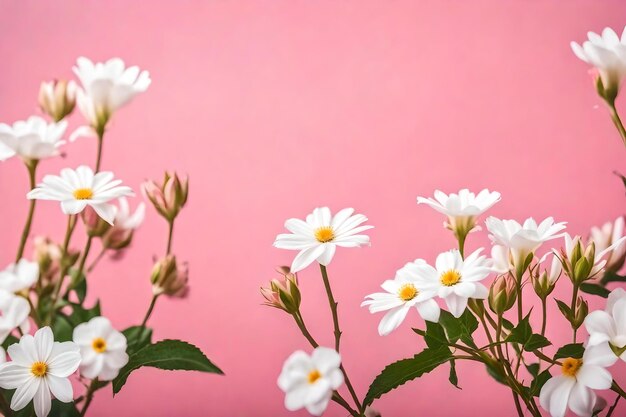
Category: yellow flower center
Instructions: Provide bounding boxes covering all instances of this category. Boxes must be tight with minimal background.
[440,270,462,286]
[314,226,335,243]
[73,188,94,200]
[398,283,418,301]
[30,361,48,378]
[307,369,322,384]
[92,337,107,353]
[561,357,582,377]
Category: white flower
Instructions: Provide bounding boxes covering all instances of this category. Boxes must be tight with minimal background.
[71,57,151,139]
[113,197,145,230]
[571,26,626,98]
[26,165,134,225]
[539,344,615,417]
[0,259,39,293]
[73,316,129,381]
[486,216,566,273]
[277,347,344,416]
[584,288,626,363]
[361,259,440,336]
[408,249,491,318]
[0,327,81,417]
[0,116,67,161]
[273,207,373,273]
[590,216,626,273]
[0,290,30,344]
[417,188,500,235]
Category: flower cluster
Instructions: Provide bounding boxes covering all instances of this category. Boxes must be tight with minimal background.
[0,57,219,416]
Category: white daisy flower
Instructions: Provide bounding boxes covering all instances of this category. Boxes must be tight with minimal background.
[571,26,626,99]
[590,216,626,274]
[273,207,373,273]
[486,216,566,273]
[0,290,30,344]
[0,116,67,162]
[0,327,81,417]
[72,316,129,381]
[539,344,615,417]
[277,347,344,416]
[0,259,39,293]
[418,249,491,318]
[26,165,134,225]
[417,188,500,236]
[362,259,441,336]
[584,288,626,363]
[71,57,151,140]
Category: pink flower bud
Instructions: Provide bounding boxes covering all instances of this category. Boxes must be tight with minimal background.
[150,255,189,298]
[260,267,301,314]
[142,172,188,222]
[38,80,76,122]
[81,206,111,237]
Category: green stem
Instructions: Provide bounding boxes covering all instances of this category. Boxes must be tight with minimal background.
[331,393,360,417]
[79,379,98,417]
[540,297,547,336]
[140,294,159,328]
[457,231,467,259]
[612,381,626,399]
[95,129,104,172]
[87,248,107,274]
[608,100,626,148]
[571,284,580,342]
[15,160,38,262]
[293,312,319,348]
[75,236,93,282]
[166,220,174,254]
[607,394,621,417]
[318,264,364,416]
[515,272,523,323]
[49,215,77,321]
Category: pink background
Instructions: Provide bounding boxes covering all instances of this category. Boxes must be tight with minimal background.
[1,1,625,416]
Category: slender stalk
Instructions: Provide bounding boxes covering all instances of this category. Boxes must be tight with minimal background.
[318,265,364,416]
[607,394,621,417]
[50,215,77,313]
[612,381,626,399]
[608,101,626,148]
[79,379,98,417]
[166,220,174,254]
[457,231,467,259]
[15,160,39,262]
[95,129,104,172]
[515,273,523,323]
[87,248,107,273]
[140,294,159,328]
[75,236,94,282]
[331,393,360,417]
[540,297,547,336]
[570,284,579,342]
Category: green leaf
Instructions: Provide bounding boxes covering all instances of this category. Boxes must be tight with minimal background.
[52,313,75,342]
[602,271,626,284]
[363,347,452,406]
[439,310,479,347]
[112,339,223,394]
[448,359,460,389]
[424,321,448,349]
[554,343,584,360]
[529,369,551,397]
[525,363,540,378]
[50,400,80,417]
[485,361,507,385]
[580,283,611,298]
[68,268,87,304]
[555,299,572,321]
[505,313,551,352]
[122,326,153,356]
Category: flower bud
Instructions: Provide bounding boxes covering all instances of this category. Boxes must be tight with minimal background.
[102,228,134,250]
[260,266,301,314]
[532,255,561,299]
[572,296,589,329]
[38,80,76,122]
[81,206,111,237]
[559,236,598,284]
[32,236,62,285]
[150,255,188,298]
[142,172,188,222]
[488,275,517,315]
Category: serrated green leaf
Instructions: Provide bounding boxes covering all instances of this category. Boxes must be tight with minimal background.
[554,343,584,360]
[363,347,452,406]
[112,339,223,394]
[424,321,448,349]
[526,334,551,351]
[580,283,611,298]
[122,326,153,356]
[529,369,551,397]
[448,359,460,389]
[505,314,550,351]
[439,310,478,347]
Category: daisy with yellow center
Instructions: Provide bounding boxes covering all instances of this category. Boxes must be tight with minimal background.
[27,165,134,225]
[0,327,81,417]
[274,207,373,273]
[72,316,129,381]
[362,259,440,336]
[278,347,344,416]
[540,344,616,417]
[430,249,491,318]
